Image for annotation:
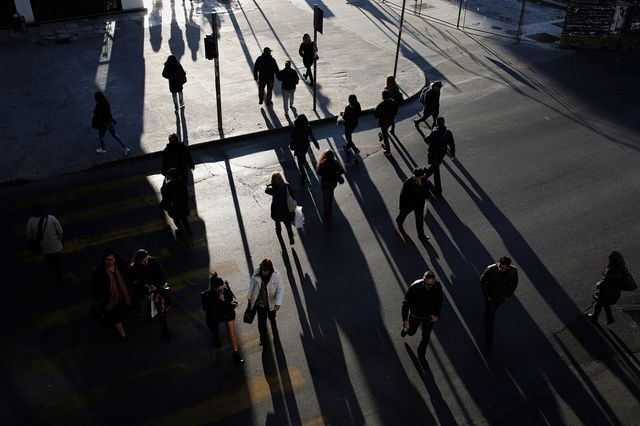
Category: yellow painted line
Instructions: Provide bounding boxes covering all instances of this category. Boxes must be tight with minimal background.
[147,368,306,426]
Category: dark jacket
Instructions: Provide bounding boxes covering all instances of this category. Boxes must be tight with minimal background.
[298,41,316,67]
[386,86,404,106]
[202,282,238,325]
[278,67,299,90]
[593,263,627,305]
[160,177,190,218]
[374,98,398,127]
[480,263,519,301]
[422,88,440,113]
[265,183,294,222]
[402,279,443,321]
[289,125,312,156]
[162,62,187,93]
[317,158,344,188]
[253,53,279,82]
[92,101,113,130]
[92,257,133,308]
[161,142,195,177]
[343,103,361,130]
[425,126,455,164]
[399,176,429,211]
[130,257,166,301]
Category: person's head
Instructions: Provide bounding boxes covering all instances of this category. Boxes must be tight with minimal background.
[294,114,309,128]
[302,33,311,44]
[168,133,180,144]
[431,81,443,91]
[608,251,625,267]
[284,60,291,69]
[348,94,358,106]
[209,272,225,292]
[164,55,178,65]
[435,116,445,128]
[270,171,285,187]
[94,91,107,104]
[382,89,391,100]
[423,271,436,287]
[263,47,272,55]
[385,75,397,90]
[32,202,46,218]
[167,167,181,180]
[132,249,150,266]
[497,256,512,272]
[101,249,118,269]
[318,149,335,168]
[412,167,425,181]
[259,259,274,277]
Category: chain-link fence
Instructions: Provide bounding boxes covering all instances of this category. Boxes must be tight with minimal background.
[380,0,567,43]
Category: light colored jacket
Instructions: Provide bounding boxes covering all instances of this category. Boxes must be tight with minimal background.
[248,269,284,311]
[25,215,64,254]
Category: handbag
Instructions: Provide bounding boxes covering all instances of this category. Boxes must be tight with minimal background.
[243,303,257,324]
[286,189,297,213]
[294,206,305,229]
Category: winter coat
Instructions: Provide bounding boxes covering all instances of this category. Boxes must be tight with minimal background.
[92,257,133,308]
[160,177,190,219]
[422,88,440,113]
[202,283,238,325]
[298,41,317,68]
[130,257,166,301]
[374,98,398,127]
[161,142,195,177]
[25,214,64,254]
[265,183,294,223]
[425,126,455,164]
[162,62,187,93]
[480,263,519,301]
[399,176,429,211]
[343,103,361,131]
[253,53,279,83]
[317,158,344,189]
[402,279,443,320]
[593,263,627,305]
[92,100,113,130]
[248,269,285,311]
[385,85,404,106]
[289,125,312,157]
[278,67,299,90]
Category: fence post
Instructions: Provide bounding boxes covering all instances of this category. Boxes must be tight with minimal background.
[516,0,527,43]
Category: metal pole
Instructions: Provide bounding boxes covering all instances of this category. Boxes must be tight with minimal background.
[516,0,527,43]
[212,13,223,135]
[313,30,317,112]
[456,0,464,28]
[393,0,407,79]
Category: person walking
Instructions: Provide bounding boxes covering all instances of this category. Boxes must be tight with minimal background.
[374,90,398,156]
[160,168,193,238]
[25,202,64,286]
[201,273,245,364]
[414,80,442,130]
[277,60,299,115]
[253,47,279,106]
[480,256,518,348]
[317,150,345,220]
[341,94,361,156]
[385,75,404,134]
[91,91,130,156]
[265,172,295,245]
[92,250,133,341]
[396,168,430,241]
[161,133,195,184]
[586,251,630,325]
[162,55,188,112]
[423,116,456,199]
[289,114,318,183]
[298,33,317,86]
[130,249,172,339]
[401,271,444,362]
[247,259,284,346]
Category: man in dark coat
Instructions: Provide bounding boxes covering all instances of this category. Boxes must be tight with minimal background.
[414,80,442,130]
[160,168,192,237]
[161,133,195,184]
[401,271,444,361]
[253,47,280,106]
[277,60,299,115]
[396,168,430,241]
[480,256,518,348]
[423,116,456,198]
[374,90,398,156]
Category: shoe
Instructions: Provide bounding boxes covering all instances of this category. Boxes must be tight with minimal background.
[233,351,245,365]
[289,235,295,245]
[259,98,263,105]
[400,328,407,338]
[96,148,107,154]
[585,312,597,322]
[266,101,273,106]
[124,147,130,157]
[606,318,615,325]
[378,131,383,141]
[414,120,420,129]
[418,234,430,241]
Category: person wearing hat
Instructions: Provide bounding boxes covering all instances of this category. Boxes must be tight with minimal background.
[401,271,444,361]
[414,80,442,130]
[277,60,299,115]
[396,167,430,241]
[253,47,280,106]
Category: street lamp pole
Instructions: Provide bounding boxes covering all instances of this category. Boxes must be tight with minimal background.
[393,0,407,79]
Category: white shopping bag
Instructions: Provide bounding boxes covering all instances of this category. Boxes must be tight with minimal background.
[150,298,158,318]
[294,206,305,229]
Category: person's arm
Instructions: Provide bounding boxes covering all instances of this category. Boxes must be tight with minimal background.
[273,273,285,310]
[253,59,259,81]
[25,219,34,240]
[480,267,490,298]
[508,268,519,296]
[432,285,443,321]
[448,131,456,160]
[265,184,274,195]
[401,287,412,329]
[53,217,63,242]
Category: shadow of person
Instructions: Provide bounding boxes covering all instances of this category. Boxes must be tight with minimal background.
[176,107,189,144]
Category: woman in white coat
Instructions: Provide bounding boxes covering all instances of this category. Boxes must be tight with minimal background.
[247,259,284,345]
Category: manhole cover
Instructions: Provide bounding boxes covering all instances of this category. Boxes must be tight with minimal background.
[625,309,640,326]
[527,32,560,43]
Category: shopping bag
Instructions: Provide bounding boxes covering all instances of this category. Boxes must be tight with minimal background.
[294,206,304,229]
[150,299,158,318]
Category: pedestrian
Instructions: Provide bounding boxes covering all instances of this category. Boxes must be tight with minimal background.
[396,168,430,241]
[289,114,318,183]
[384,75,404,134]
[91,91,130,156]
[161,133,195,184]
[25,202,64,286]
[130,249,172,339]
[316,150,345,219]
[92,250,133,341]
[265,172,295,245]
[423,116,456,199]
[414,81,442,130]
[201,273,245,364]
[480,256,518,348]
[247,259,284,346]
[160,167,193,237]
[373,90,398,156]
[341,94,361,156]
[161,55,188,112]
[277,60,299,115]
[298,33,317,86]
[586,251,630,325]
[401,271,444,362]
[253,47,279,106]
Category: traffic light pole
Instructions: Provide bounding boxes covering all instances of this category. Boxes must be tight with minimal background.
[211,13,223,136]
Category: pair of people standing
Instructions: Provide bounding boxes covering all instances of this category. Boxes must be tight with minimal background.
[160,134,195,237]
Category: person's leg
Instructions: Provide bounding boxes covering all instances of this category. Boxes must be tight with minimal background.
[417,319,434,359]
[267,309,277,329]
[406,316,421,336]
[257,306,268,344]
[603,304,615,324]
[179,216,192,235]
[97,129,107,150]
[159,314,171,339]
[414,205,425,237]
[108,124,127,150]
[115,322,126,338]
[381,126,390,153]
[431,109,439,128]
[266,81,274,104]
[415,107,430,125]
[296,154,307,182]
[225,321,239,352]
[396,208,411,230]
[282,90,289,113]
[209,320,222,347]
[45,253,64,285]
[258,80,266,104]
[289,89,295,106]
[344,126,354,150]
[306,67,313,83]
[275,220,282,234]
[284,220,294,244]
[178,91,184,108]
[171,92,179,111]
[432,163,442,197]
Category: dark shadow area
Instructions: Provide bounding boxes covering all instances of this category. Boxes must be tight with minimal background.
[169,0,185,60]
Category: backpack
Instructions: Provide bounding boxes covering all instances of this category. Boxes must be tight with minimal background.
[619,270,637,291]
[419,86,429,105]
